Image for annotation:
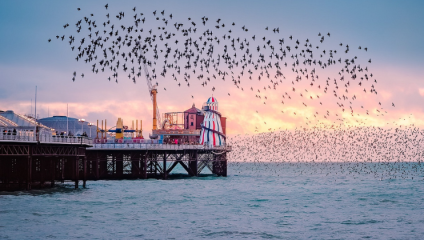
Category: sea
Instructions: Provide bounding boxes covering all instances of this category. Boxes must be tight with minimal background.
[1,162,424,239]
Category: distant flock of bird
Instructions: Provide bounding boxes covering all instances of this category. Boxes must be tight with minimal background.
[228,120,424,180]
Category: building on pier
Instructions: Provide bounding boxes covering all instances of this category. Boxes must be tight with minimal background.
[0,110,53,139]
[38,116,95,137]
[150,102,226,145]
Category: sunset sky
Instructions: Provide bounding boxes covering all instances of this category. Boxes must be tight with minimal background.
[1,0,423,135]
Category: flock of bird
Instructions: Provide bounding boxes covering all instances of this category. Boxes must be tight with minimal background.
[49,4,393,126]
[228,119,424,180]
[49,4,422,179]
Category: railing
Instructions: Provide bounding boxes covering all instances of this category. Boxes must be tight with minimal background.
[152,129,201,135]
[0,133,93,145]
[50,136,93,145]
[93,138,161,144]
[89,143,231,151]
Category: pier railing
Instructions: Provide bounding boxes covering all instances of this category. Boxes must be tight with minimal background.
[152,129,202,135]
[89,143,231,151]
[0,133,93,145]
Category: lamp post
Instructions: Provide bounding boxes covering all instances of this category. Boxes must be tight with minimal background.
[78,118,85,136]
[88,123,93,138]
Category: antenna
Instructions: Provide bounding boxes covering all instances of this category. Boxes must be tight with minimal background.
[34,86,37,122]
[67,103,69,136]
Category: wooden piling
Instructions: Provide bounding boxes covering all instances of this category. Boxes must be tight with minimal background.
[74,157,79,189]
[27,155,32,190]
[142,153,147,179]
[189,151,198,176]
[163,154,167,180]
[83,156,87,188]
[50,158,55,187]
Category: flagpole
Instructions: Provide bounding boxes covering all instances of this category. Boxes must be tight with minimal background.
[67,103,69,136]
[34,86,37,122]
[35,86,38,141]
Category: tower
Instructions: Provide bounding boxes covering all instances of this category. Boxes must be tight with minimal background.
[151,85,158,130]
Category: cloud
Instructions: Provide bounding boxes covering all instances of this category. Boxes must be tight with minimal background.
[419,88,424,97]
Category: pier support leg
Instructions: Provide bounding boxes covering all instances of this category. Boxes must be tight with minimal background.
[154,155,158,178]
[189,152,198,176]
[18,158,23,190]
[40,158,45,188]
[61,158,65,183]
[83,156,87,188]
[212,161,218,176]
[212,153,219,176]
[131,154,139,179]
[150,154,158,179]
[74,157,79,189]
[50,158,55,187]
[163,154,167,180]
[95,156,100,180]
[99,156,107,179]
[27,155,32,190]
[222,159,227,177]
[142,154,147,179]
[116,153,123,178]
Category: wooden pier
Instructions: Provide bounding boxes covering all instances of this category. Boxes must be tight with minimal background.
[0,139,90,191]
[0,140,230,191]
[86,144,229,180]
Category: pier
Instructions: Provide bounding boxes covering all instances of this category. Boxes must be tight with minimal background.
[86,143,229,180]
[0,133,91,191]
[0,134,230,191]
[0,95,230,191]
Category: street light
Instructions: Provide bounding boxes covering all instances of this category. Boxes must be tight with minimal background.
[78,118,85,136]
[88,122,93,138]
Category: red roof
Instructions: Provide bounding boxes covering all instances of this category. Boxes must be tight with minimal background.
[184,103,201,113]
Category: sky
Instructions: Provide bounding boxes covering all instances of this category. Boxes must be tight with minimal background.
[0,0,423,136]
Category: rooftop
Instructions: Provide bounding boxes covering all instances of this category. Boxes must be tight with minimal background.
[0,110,51,130]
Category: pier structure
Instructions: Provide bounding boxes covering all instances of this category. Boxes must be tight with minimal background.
[0,95,231,191]
[85,143,230,180]
[0,134,229,191]
[0,133,91,191]
[0,110,92,191]
[84,96,230,181]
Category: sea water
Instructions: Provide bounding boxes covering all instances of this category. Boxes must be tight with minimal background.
[1,163,423,239]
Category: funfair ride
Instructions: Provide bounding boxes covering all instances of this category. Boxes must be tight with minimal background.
[199,97,226,147]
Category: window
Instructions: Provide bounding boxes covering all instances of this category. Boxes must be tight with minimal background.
[191,122,193,126]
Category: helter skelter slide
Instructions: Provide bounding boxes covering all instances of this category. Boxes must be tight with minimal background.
[200,97,226,147]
